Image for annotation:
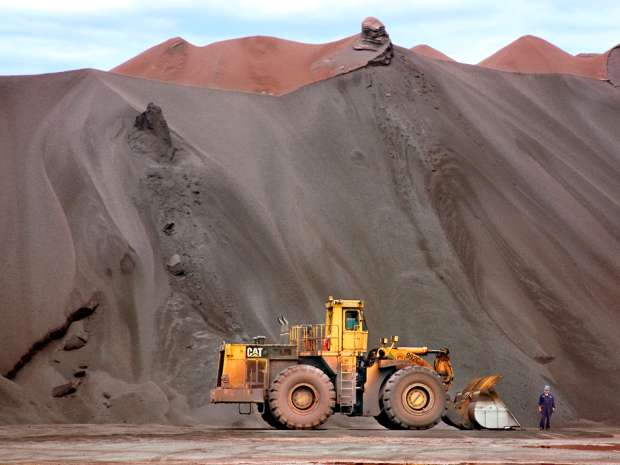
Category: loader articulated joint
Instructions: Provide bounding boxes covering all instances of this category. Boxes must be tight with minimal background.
[365,348,379,367]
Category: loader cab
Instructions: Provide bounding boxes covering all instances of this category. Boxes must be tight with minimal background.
[324,296,368,355]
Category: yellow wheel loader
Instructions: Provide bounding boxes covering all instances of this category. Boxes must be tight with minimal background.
[210,296,520,430]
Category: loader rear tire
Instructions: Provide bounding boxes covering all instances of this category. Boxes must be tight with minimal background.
[268,364,336,429]
[382,365,447,430]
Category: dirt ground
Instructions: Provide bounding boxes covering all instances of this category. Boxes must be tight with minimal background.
[0,424,619,465]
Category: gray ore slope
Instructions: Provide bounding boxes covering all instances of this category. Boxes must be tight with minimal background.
[1,48,619,426]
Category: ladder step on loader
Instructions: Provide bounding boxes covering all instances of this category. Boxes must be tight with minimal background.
[338,356,357,413]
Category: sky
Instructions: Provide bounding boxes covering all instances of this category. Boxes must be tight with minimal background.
[1,0,619,75]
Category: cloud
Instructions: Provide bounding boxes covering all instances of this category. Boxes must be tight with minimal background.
[0,0,477,15]
[0,0,136,13]
[196,0,481,19]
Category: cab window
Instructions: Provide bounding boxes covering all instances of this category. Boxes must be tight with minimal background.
[344,310,359,331]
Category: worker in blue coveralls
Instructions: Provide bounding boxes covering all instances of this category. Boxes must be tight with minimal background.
[538,385,556,430]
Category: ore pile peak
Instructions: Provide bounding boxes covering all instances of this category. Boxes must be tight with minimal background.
[358,17,388,46]
[354,17,393,65]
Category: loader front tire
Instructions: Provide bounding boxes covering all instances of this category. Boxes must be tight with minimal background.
[374,409,404,429]
[260,405,287,429]
[381,365,447,429]
[269,364,336,429]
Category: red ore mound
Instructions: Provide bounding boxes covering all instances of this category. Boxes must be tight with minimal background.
[410,44,455,62]
[112,18,393,95]
[478,35,610,80]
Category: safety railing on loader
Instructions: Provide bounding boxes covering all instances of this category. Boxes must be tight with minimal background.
[289,324,339,354]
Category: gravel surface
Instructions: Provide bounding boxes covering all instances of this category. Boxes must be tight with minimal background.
[1,425,619,464]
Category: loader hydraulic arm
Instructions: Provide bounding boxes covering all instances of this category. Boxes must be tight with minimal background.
[375,338,454,388]
[376,336,449,359]
[400,347,450,356]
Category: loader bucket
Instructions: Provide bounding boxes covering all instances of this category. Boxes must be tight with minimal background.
[442,375,520,430]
